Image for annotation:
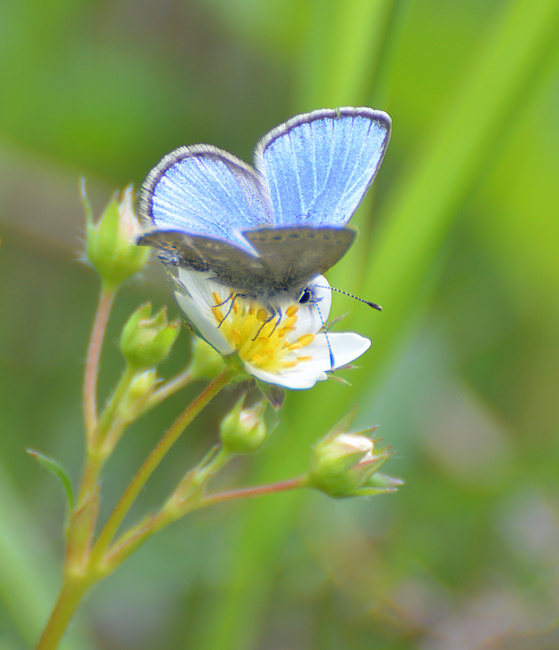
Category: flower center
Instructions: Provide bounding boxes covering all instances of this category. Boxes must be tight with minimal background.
[210,292,315,372]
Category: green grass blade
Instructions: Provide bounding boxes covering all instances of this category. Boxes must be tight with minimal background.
[296,0,397,108]
[192,1,559,648]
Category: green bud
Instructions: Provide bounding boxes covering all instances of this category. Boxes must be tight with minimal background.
[307,430,397,498]
[128,368,158,402]
[189,338,226,380]
[220,395,267,454]
[85,185,150,287]
[117,369,158,422]
[351,472,404,497]
[120,303,180,368]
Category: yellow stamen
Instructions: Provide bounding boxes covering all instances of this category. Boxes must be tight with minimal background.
[206,288,319,376]
[212,306,224,321]
[298,333,315,347]
[278,325,296,338]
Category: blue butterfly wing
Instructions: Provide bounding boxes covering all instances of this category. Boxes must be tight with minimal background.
[139,145,273,254]
[254,107,391,228]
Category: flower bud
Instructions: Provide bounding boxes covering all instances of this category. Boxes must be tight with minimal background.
[189,338,226,380]
[120,303,180,368]
[128,368,158,402]
[85,185,149,287]
[307,429,398,498]
[220,395,267,454]
[118,369,158,422]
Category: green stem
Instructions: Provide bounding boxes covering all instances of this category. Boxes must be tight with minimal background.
[83,285,117,439]
[90,368,235,568]
[35,575,92,650]
[146,368,194,410]
[67,367,137,556]
[37,368,235,649]
[171,445,231,504]
[100,367,195,453]
[94,364,136,451]
[104,475,307,571]
[103,446,232,570]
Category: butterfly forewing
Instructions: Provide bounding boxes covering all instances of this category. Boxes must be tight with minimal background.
[139,145,273,254]
[255,107,391,228]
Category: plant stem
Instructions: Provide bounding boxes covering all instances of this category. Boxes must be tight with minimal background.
[37,369,235,649]
[91,368,235,567]
[103,475,307,570]
[199,476,307,508]
[35,575,91,650]
[94,364,136,451]
[83,285,117,439]
[146,367,194,409]
[103,447,233,568]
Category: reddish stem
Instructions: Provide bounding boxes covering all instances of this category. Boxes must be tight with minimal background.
[199,476,307,508]
[83,285,116,438]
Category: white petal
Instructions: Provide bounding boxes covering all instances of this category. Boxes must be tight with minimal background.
[174,269,235,355]
[336,433,374,453]
[328,332,371,369]
[247,363,328,389]
[290,332,370,376]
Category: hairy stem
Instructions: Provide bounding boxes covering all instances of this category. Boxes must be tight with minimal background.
[199,476,307,508]
[91,368,235,567]
[83,285,117,439]
[104,475,307,570]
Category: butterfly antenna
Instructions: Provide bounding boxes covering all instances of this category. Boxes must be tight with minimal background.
[309,291,335,369]
[313,285,382,312]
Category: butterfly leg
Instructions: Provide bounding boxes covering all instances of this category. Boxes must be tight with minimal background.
[213,292,245,328]
[252,305,282,341]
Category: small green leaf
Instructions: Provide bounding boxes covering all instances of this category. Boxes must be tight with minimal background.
[27,449,74,511]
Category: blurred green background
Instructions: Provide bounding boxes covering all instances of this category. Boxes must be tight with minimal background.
[1,0,559,648]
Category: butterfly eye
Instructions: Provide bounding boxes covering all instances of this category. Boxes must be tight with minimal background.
[298,288,312,304]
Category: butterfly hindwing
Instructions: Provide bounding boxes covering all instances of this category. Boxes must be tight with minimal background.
[139,226,355,296]
[255,107,391,228]
[245,227,356,290]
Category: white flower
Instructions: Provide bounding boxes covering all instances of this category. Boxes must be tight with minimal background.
[173,268,371,390]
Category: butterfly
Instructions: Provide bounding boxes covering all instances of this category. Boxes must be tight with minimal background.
[137,107,391,301]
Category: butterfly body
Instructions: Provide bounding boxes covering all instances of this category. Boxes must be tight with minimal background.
[138,107,391,299]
